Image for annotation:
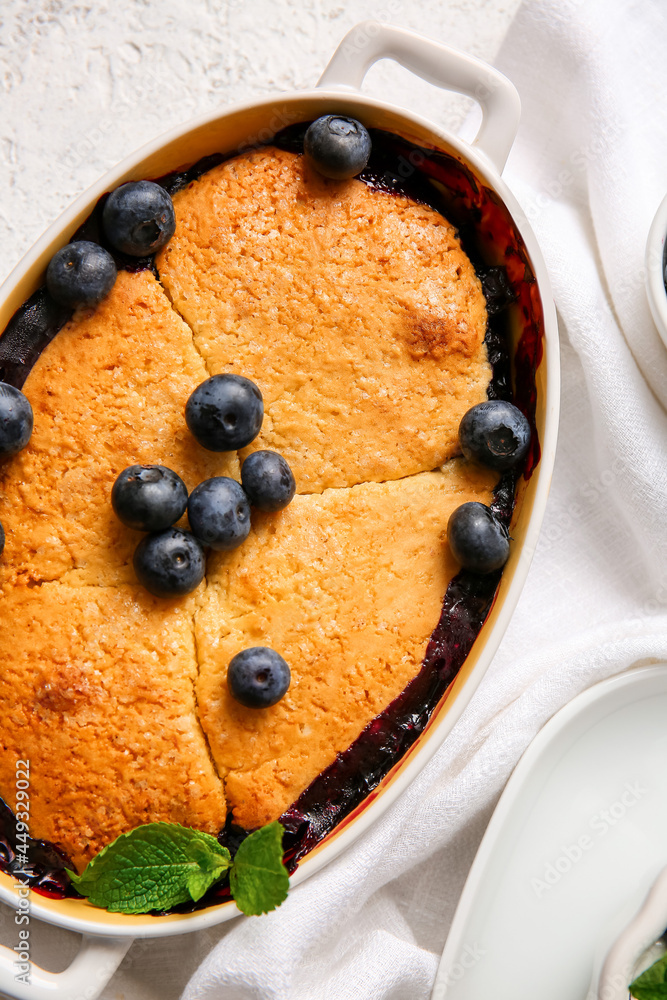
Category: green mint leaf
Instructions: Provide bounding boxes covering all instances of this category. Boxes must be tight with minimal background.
[630,951,667,998]
[67,823,231,913]
[229,821,289,916]
[184,837,232,902]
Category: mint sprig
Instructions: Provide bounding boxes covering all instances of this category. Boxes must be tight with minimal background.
[67,820,289,916]
[630,951,667,998]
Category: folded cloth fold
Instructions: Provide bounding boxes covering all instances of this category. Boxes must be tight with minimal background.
[182,2,667,996]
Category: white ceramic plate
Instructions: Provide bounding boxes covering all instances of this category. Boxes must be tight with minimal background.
[431,664,667,1000]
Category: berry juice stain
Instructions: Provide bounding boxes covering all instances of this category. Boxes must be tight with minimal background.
[0,124,544,909]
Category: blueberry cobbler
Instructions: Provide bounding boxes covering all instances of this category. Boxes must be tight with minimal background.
[0,117,539,914]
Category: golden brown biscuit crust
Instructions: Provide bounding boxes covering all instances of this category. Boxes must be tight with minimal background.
[157,147,490,493]
[196,461,497,829]
[0,148,496,867]
[0,271,232,865]
[0,584,225,871]
[0,270,238,593]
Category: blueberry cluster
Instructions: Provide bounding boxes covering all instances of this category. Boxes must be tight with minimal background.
[112,374,295,596]
[111,374,295,707]
[447,400,531,574]
[46,180,176,309]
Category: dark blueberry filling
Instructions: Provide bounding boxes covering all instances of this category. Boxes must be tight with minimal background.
[0,798,72,898]
[0,288,72,390]
[0,124,543,910]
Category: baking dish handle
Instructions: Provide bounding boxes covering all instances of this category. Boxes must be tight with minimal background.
[0,932,131,1000]
[317,21,520,174]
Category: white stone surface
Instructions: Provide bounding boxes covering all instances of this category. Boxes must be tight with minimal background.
[0,0,521,286]
[0,1,521,997]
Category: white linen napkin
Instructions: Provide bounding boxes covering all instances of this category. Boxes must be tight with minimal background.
[180,2,667,996]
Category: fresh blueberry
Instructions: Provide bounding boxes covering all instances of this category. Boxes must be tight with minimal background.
[0,383,33,456]
[102,180,175,257]
[304,115,372,180]
[185,374,263,452]
[133,528,205,597]
[46,241,117,308]
[459,400,531,471]
[241,450,295,512]
[227,647,291,709]
[0,521,4,556]
[111,465,188,532]
[447,502,510,574]
[187,477,251,551]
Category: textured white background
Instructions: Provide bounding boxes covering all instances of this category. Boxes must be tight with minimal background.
[0,2,520,998]
[0,0,521,285]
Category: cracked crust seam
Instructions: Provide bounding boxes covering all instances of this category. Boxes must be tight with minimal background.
[155,266,214,380]
[189,581,226,792]
[153,263,474,500]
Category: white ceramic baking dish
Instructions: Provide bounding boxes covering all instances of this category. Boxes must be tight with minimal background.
[0,21,559,1000]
